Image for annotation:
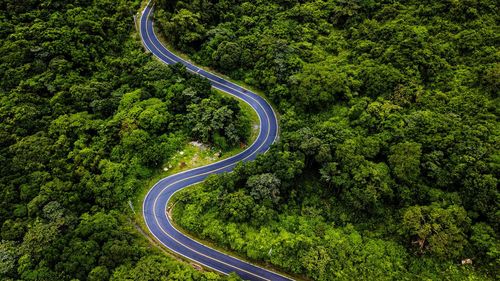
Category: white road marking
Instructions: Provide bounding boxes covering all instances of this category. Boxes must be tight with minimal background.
[140,5,292,281]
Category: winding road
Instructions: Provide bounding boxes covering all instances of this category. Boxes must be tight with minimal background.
[140,3,291,281]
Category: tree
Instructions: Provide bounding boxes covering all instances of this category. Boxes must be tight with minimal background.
[246,173,281,205]
[88,266,109,281]
[343,161,393,212]
[220,190,255,222]
[401,203,470,259]
[213,41,242,71]
[301,246,332,281]
[0,240,18,278]
[470,223,499,271]
[0,1,247,280]
[186,96,248,149]
[388,141,422,184]
[161,9,205,52]
[359,61,403,98]
[289,61,352,111]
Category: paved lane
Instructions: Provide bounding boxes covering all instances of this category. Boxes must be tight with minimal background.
[139,3,290,281]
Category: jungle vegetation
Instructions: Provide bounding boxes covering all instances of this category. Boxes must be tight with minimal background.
[155,0,499,280]
[0,0,498,280]
[0,0,247,280]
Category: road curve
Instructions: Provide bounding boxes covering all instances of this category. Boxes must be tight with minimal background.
[139,4,291,281]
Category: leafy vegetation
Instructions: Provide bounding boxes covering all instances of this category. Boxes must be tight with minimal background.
[1,0,498,280]
[158,0,499,280]
[0,0,248,280]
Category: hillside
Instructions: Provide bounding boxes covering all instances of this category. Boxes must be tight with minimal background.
[156,0,499,280]
[0,0,498,280]
[0,0,246,280]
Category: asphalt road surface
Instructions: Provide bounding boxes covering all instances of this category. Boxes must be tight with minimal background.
[140,4,291,281]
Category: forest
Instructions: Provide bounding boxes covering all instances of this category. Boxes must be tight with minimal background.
[0,0,498,280]
[155,0,499,280]
[0,0,246,280]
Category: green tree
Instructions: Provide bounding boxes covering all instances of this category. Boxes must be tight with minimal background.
[220,190,255,222]
[388,141,422,184]
[186,96,248,149]
[470,223,499,272]
[0,240,18,279]
[213,41,242,71]
[88,266,109,281]
[162,9,205,52]
[246,173,281,205]
[401,204,470,259]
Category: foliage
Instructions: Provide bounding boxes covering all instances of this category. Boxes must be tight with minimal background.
[186,94,250,150]
[0,0,244,280]
[160,0,499,279]
[401,203,470,259]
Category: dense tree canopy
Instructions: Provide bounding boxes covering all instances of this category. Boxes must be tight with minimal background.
[1,0,498,280]
[159,0,499,280]
[0,0,246,280]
